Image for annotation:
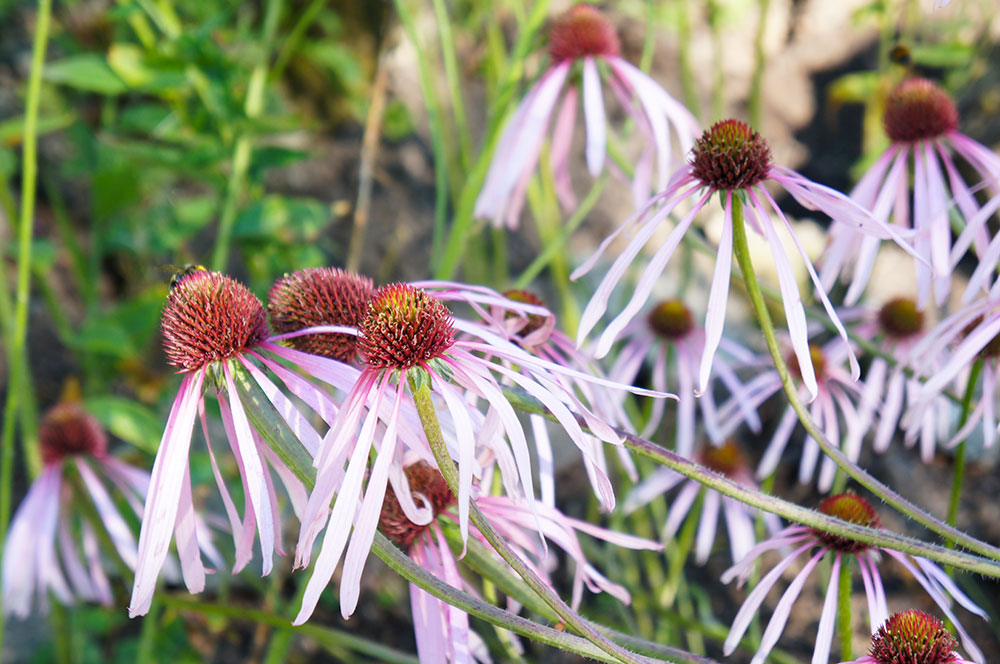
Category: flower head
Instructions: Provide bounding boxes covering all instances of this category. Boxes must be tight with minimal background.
[358,284,455,368]
[39,402,108,464]
[723,493,987,664]
[842,610,977,664]
[475,4,698,227]
[884,79,959,143]
[690,120,772,191]
[267,267,373,362]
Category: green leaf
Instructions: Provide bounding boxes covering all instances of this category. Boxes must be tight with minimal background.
[234,195,331,242]
[45,54,128,95]
[85,396,162,453]
[910,43,974,68]
[827,71,881,104]
[107,43,187,93]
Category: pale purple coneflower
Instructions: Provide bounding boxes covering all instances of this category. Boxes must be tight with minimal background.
[573,119,912,402]
[820,78,1000,308]
[839,610,977,664]
[717,337,872,493]
[723,493,987,664]
[4,403,221,617]
[130,269,370,617]
[474,4,698,228]
[622,440,781,565]
[293,283,669,624]
[379,459,661,664]
[607,298,761,456]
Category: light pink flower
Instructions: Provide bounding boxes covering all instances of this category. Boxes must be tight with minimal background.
[4,403,220,617]
[622,441,781,565]
[574,119,910,402]
[474,4,698,228]
[820,78,1000,308]
[840,609,977,664]
[292,283,669,624]
[723,493,986,664]
[607,298,761,456]
[380,460,661,664]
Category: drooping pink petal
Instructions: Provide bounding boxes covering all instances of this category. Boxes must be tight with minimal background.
[812,553,841,664]
[699,193,734,394]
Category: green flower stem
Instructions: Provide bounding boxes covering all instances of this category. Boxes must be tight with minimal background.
[499,386,1000,575]
[0,0,52,644]
[727,196,1000,564]
[675,0,700,121]
[837,556,853,661]
[406,372,650,664]
[210,0,283,272]
[159,594,420,664]
[947,359,984,543]
[230,366,680,663]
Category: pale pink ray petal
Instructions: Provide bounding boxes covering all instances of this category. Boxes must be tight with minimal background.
[74,458,138,568]
[4,467,58,616]
[172,464,206,592]
[550,86,579,210]
[694,489,721,564]
[581,57,607,176]
[675,350,697,457]
[240,355,322,454]
[757,406,798,480]
[622,467,684,514]
[409,542,450,664]
[204,398,254,571]
[57,517,97,601]
[433,524,473,663]
[920,314,1000,405]
[662,481,700,542]
[530,415,556,508]
[722,498,756,564]
[432,373,478,543]
[720,527,812,585]
[812,554,842,664]
[80,522,113,605]
[699,193,734,393]
[129,370,205,617]
[752,549,826,664]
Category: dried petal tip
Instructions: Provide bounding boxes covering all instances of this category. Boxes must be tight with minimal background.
[647,299,694,340]
[359,284,455,370]
[884,78,958,143]
[378,461,456,549]
[697,440,748,478]
[161,270,268,371]
[548,4,620,62]
[503,289,550,337]
[878,297,924,340]
[812,492,880,553]
[869,610,960,664]
[787,344,827,382]
[268,267,374,362]
[40,403,108,464]
[691,119,772,191]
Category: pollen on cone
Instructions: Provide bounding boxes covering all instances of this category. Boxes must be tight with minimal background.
[690,120,773,190]
[548,4,620,62]
[40,403,108,464]
[161,270,269,372]
[268,267,374,362]
[869,610,960,664]
[884,78,958,143]
[358,284,455,370]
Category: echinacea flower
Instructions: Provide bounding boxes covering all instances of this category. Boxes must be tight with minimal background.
[4,403,219,616]
[130,269,369,617]
[723,493,987,664]
[380,459,661,664]
[293,282,669,624]
[717,337,871,492]
[821,78,1000,308]
[622,440,781,565]
[840,610,977,664]
[608,298,761,456]
[574,119,909,401]
[475,3,698,228]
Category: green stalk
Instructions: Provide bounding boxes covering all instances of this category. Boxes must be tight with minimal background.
[675,0,700,121]
[726,195,1000,564]
[837,556,853,661]
[947,359,984,545]
[0,0,52,644]
[406,371,648,664]
[431,0,473,168]
[748,0,771,129]
[210,0,283,271]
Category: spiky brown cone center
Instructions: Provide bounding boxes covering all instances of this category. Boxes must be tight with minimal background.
[378,461,456,549]
[548,4,620,62]
[503,289,550,338]
[161,270,269,371]
[267,267,374,362]
[884,78,958,143]
[869,610,960,664]
[647,299,695,340]
[358,284,455,370]
[811,492,880,553]
[878,297,924,340]
[786,344,828,383]
[40,403,108,464]
[697,440,748,478]
[690,120,772,191]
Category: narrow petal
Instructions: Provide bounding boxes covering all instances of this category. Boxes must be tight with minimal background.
[699,193,734,393]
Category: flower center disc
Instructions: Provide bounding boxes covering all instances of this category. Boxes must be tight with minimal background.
[690,120,772,191]
[378,461,456,549]
[358,284,455,370]
[884,78,958,143]
[697,440,747,478]
[647,299,694,340]
[812,492,881,553]
[503,289,550,338]
[161,270,269,372]
[40,403,108,464]
[878,297,924,340]
[786,344,827,382]
[869,610,960,664]
[268,267,374,362]
[548,4,620,62]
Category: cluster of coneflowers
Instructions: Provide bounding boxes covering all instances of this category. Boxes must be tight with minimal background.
[5,3,1000,663]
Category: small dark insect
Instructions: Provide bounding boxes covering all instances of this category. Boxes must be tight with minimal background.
[889,44,911,65]
[159,264,207,290]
